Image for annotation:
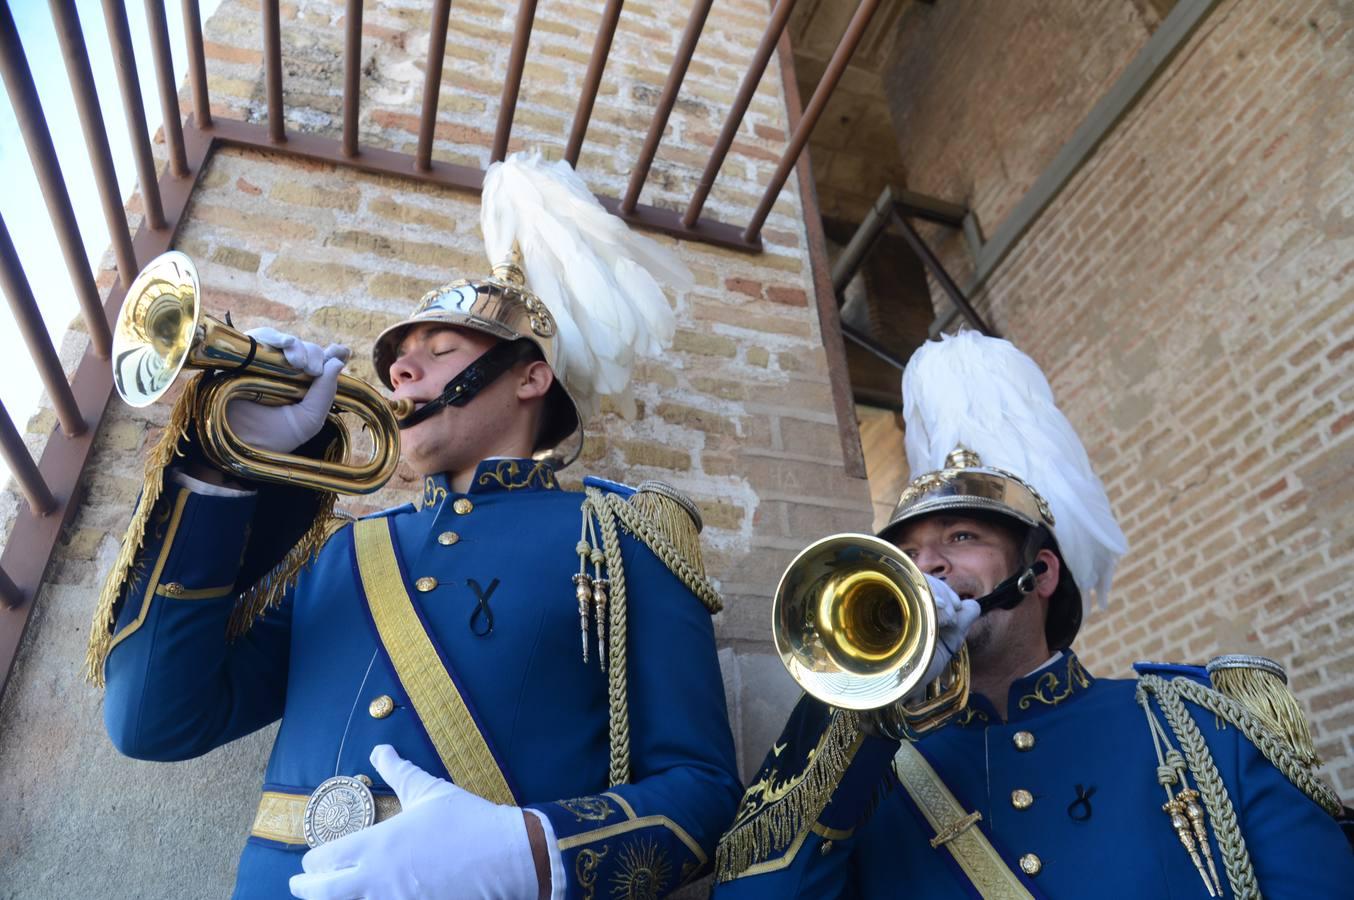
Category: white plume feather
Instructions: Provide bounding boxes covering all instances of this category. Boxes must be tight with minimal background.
[902,331,1128,610]
[481,150,689,420]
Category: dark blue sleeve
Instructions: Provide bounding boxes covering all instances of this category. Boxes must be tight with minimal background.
[714,695,896,899]
[102,486,294,761]
[527,535,742,899]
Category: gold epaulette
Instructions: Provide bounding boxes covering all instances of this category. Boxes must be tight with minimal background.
[612,481,721,614]
[85,376,203,685]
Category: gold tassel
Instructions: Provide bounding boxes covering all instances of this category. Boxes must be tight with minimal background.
[85,376,202,686]
[627,481,706,579]
[715,711,863,882]
[1207,655,1319,766]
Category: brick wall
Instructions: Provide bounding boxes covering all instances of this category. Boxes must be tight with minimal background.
[884,0,1354,792]
[0,0,870,894]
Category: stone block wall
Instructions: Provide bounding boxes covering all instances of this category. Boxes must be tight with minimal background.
[0,0,870,894]
[885,0,1354,791]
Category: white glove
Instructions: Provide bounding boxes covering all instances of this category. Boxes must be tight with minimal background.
[289,745,546,900]
[905,575,982,703]
[225,329,351,454]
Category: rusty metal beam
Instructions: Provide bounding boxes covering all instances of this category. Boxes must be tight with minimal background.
[564,0,623,167]
[745,0,883,242]
[263,0,285,143]
[50,0,138,286]
[621,0,713,214]
[144,0,189,176]
[684,0,797,227]
[0,1,113,359]
[342,0,363,157]
[492,0,537,163]
[182,0,212,127]
[104,0,166,230]
[894,211,994,337]
[0,213,84,437]
[416,0,453,171]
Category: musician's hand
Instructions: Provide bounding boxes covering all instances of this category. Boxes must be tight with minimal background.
[289,745,555,900]
[224,330,350,454]
[904,575,981,703]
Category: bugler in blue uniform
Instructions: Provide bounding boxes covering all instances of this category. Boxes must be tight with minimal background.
[714,332,1351,899]
[89,152,740,899]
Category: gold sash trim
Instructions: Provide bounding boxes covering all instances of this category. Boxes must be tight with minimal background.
[250,790,402,845]
[353,518,515,805]
[893,744,1034,900]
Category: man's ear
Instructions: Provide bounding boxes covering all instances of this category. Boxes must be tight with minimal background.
[1033,548,1060,601]
[516,359,554,402]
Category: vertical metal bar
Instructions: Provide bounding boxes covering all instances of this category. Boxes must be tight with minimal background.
[143,0,189,176]
[263,0,285,143]
[182,0,212,127]
[491,0,537,163]
[684,0,797,226]
[415,0,453,171]
[342,0,362,157]
[103,0,166,229]
[894,211,995,337]
[0,401,57,517]
[621,0,713,214]
[0,214,85,437]
[563,0,623,167]
[0,1,113,358]
[49,0,138,286]
[743,0,882,242]
[0,566,20,610]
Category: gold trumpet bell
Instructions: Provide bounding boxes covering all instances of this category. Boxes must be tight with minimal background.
[112,251,201,407]
[774,533,938,711]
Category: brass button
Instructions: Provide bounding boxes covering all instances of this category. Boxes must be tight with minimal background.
[819,840,833,856]
[1011,789,1034,810]
[415,576,438,592]
[1013,730,1035,751]
[356,774,373,787]
[452,498,473,515]
[1019,853,1042,875]
[437,531,460,546]
[369,695,395,719]
[161,582,184,597]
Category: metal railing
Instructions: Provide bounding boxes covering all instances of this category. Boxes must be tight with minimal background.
[0,0,893,699]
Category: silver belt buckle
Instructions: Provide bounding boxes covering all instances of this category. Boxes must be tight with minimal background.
[303,775,376,848]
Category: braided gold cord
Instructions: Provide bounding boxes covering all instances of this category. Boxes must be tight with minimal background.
[1139,675,1259,900]
[587,490,632,786]
[1169,676,1341,817]
[597,492,722,614]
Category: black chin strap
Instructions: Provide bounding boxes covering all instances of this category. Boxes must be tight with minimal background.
[397,340,533,430]
[975,560,1049,615]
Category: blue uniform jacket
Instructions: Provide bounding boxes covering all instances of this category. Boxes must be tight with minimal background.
[101,459,741,898]
[715,653,1352,899]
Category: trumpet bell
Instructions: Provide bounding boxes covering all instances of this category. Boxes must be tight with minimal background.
[773,533,937,711]
[113,251,201,407]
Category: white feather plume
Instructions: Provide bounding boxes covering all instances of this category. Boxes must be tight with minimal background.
[481,150,690,421]
[902,331,1128,610]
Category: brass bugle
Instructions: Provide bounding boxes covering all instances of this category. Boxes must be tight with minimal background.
[772,533,969,737]
[112,251,413,495]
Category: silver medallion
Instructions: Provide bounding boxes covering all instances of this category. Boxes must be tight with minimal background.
[303,775,376,848]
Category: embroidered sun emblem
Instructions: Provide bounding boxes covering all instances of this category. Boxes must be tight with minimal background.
[608,838,671,900]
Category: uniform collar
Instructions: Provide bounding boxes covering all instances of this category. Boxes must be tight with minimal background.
[955,650,1095,727]
[420,458,559,507]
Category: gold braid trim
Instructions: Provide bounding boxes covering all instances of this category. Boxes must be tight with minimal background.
[1158,674,1342,817]
[593,491,722,614]
[1139,674,1262,899]
[85,376,202,686]
[227,509,351,638]
[715,710,863,882]
[586,488,633,786]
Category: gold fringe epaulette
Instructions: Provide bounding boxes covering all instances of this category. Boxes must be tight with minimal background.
[594,483,721,614]
[85,376,202,686]
[1206,654,1319,767]
[227,510,352,638]
[715,710,864,882]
